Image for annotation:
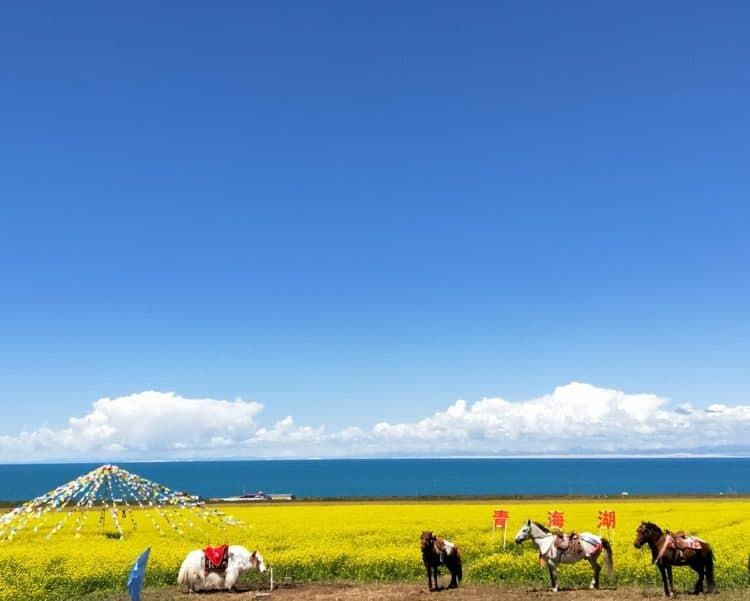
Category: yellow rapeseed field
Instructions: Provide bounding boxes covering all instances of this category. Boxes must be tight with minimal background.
[1,499,748,600]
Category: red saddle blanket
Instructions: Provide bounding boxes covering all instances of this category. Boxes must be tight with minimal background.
[204,545,229,572]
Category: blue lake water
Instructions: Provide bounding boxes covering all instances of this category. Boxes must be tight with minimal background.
[0,458,748,501]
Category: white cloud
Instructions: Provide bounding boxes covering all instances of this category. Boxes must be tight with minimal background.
[366,382,750,455]
[248,416,325,444]
[2,382,750,461]
[0,391,263,461]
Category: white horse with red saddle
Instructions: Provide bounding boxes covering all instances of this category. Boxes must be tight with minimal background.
[177,544,266,592]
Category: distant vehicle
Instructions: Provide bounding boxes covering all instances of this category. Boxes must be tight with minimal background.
[268,493,295,501]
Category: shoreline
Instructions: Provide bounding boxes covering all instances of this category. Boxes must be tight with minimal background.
[3,492,747,507]
[211,492,750,504]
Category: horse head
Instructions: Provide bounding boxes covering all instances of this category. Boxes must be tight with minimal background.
[250,550,267,573]
[514,519,533,544]
[420,531,435,552]
[634,521,662,549]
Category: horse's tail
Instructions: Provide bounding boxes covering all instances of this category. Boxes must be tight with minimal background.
[601,538,614,578]
[705,545,716,589]
[455,547,463,582]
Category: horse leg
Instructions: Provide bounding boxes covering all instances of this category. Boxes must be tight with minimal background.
[225,567,241,592]
[432,565,439,590]
[446,559,456,589]
[548,561,559,592]
[448,567,457,589]
[658,563,671,597]
[666,564,675,597]
[691,560,704,595]
[589,556,601,589]
[706,550,716,593]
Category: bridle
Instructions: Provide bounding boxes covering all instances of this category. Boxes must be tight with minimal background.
[635,524,658,548]
[421,534,437,554]
[522,523,553,543]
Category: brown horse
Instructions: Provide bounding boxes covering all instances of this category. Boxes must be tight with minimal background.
[420,531,462,591]
[634,521,716,596]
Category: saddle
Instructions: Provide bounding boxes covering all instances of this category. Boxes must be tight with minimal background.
[431,537,457,563]
[539,532,581,562]
[441,539,458,561]
[204,544,229,573]
[655,531,703,563]
[554,532,582,555]
[671,531,703,550]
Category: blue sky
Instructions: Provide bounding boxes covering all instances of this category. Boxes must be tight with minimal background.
[1,2,748,459]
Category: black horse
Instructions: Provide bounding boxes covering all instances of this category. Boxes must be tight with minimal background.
[634,521,716,596]
[420,531,462,591]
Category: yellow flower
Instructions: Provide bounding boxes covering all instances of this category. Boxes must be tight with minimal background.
[1,498,748,600]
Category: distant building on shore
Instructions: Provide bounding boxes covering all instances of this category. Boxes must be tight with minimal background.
[216,491,296,502]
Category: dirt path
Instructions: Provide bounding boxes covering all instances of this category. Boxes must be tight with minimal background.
[90,583,745,601]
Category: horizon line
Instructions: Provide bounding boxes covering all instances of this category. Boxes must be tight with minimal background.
[3,452,750,465]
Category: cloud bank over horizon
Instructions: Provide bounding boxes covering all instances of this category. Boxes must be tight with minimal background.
[1,383,749,461]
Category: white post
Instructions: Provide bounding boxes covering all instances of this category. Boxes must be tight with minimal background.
[502,522,507,549]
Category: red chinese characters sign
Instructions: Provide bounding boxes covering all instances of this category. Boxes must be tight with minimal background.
[493,509,509,528]
[492,509,510,548]
[547,510,565,529]
[598,510,616,529]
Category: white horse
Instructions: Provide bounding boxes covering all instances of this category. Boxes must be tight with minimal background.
[177,545,267,592]
[514,520,613,592]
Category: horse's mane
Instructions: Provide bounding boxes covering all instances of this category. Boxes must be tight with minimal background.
[642,521,663,534]
[533,521,551,533]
